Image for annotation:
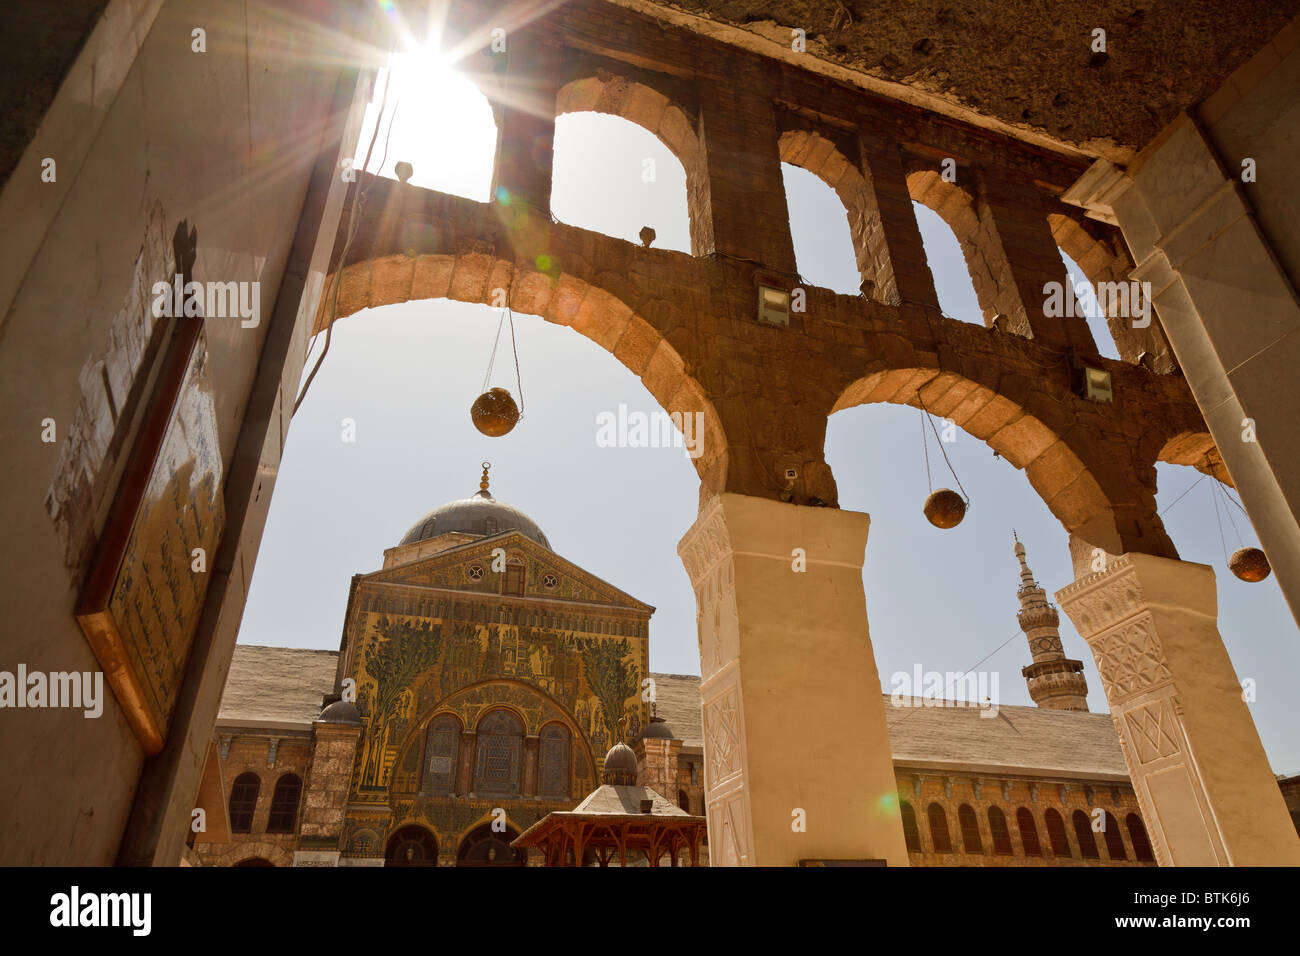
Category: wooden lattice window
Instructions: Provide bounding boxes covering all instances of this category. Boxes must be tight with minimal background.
[988,806,1013,855]
[1127,813,1154,862]
[899,801,922,853]
[266,773,301,833]
[537,723,571,798]
[422,716,460,794]
[1045,808,1071,857]
[504,561,525,595]
[927,803,952,853]
[228,772,260,834]
[474,710,523,795]
[958,803,983,853]
[1017,808,1043,856]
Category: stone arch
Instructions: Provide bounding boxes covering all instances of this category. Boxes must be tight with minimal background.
[832,367,1126,554]
[1048,212,1175,370]
[777,128,871,293]
[324,253,728,499]
[555,73,705,253]
[1157,431,1233,486]
[907,168,1031,336]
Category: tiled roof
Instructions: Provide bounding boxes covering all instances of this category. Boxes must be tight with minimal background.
[648,672,702,749]
[883,695,1129,780]
[216,650,1128,782]
[217,645,338,728]
[572,784,695,816]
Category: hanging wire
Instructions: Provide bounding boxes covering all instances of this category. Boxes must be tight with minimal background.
[1213,477,1245,549]
[293,55,402,417]
[1158,473,1206,517]
[1210,476,1230,563]
[920,406,933,494]
[479,271,525,418]
[891,626,1026,728]
[917,393,969,503]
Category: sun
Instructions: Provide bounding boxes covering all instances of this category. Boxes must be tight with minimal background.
[353,49,498,200]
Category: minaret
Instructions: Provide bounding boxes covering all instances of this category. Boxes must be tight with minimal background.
[1014,533,1089,711]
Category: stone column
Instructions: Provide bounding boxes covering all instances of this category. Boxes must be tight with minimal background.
[856,132,942,311]
[693,67,797,274]
[294,715,363,866]
[677,493,909,867]
[977,169,1097,352]
[1057,552,1300,865]
[1063,112,1300,627]
[634,735,682,802]
[523,734,539,797]
[457,730,476,796]
[488,36,562,212]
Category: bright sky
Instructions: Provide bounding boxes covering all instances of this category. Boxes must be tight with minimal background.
[237,54,1300,774]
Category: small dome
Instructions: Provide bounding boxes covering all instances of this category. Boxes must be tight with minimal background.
[602,742,639,785]
[640,716,675,740]
[398,464,550,549]
[318,700,362,725]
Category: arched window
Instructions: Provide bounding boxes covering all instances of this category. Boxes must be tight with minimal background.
[678,790,691,813]
[228,772,260,834]
[958,803,983,853]
[266,773,302,833]
[1017,808,1043,856]
[422,715,460,795]
[988,807,1013,855]
[1072,809,1100,859]
[537,723,571,798]
[1127,813,1155,862]
[927,803,952,853]
[899,801,922,853]
[233,856,274,867]
[385,825,437,867]
[552,113,692,253]
[780,162,861,296]
[1102,811,1127,860]
[1045,809,1071,857]
[474,710,524,795]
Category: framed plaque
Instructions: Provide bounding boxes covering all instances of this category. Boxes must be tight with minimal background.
[75,314,225,755]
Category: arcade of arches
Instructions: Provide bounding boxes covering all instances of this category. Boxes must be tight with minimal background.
[5,0,1300,868]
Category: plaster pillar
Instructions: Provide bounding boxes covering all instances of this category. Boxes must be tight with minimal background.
[677,493,909,867]
[1057,552,1300,865]
[1064,112,1300,627]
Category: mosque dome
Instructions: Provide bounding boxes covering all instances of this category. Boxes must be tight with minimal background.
[640,715,675,740]
[398,463,550,549]
[317,700,362,726]
[601,742,639,785]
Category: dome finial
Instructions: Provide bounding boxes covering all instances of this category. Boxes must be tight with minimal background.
[479,461,491,497]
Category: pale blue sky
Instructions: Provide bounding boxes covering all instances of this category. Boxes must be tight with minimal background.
[237,69,1300,774]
